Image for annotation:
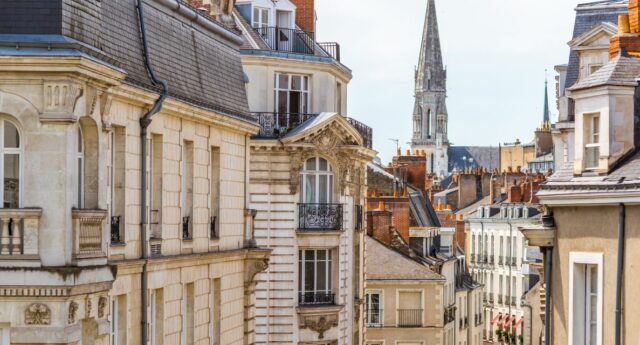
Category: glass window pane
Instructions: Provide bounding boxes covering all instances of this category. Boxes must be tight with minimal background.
[304,175,316,203]
[262,9,269,26]
[277,74,288,89]
[304,261,314,291]
[317,260,326,290]
[252,8,259,26]
[3,154,19,208]
[303,76,309,90]
[305,250,314,261]
[590,266,597,293]
[318,158,327,171]
[319,175,328,203]
[291,76,302,90]
[317,250,326,260]
[277,91,288,115]
[305,158,316,171]
[4,122,19,148]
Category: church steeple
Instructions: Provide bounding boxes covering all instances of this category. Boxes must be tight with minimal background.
[411,0,449,178]
[541,78,551,130]
[415,0,446,93]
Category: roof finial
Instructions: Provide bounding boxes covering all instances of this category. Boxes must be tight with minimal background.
[541,70,551,130]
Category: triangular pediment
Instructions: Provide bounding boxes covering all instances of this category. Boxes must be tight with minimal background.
[569,22,618,50]
[280,112,363,148]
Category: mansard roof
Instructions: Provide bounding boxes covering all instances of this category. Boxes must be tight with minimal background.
[0,0,253,121]
[565,2,628,90]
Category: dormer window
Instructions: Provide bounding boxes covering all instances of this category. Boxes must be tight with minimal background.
[584,113,600,170]
[589,64,603,76]
[252,7,270,29]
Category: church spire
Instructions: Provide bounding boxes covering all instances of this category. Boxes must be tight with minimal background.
[541,77,551,130]
[416,0,446,93]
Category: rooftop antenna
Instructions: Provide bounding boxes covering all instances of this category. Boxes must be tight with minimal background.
[389,138,399,152]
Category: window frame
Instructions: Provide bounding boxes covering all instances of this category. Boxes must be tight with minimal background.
[252,6,270,29]
[569,252,603,345]
[365,290,383,327]
[274,73,310,116]
[298,249,333,296]
[0,118,23,209]
[300,157,334,204]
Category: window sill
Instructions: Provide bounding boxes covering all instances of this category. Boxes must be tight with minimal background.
[109,242,126,247]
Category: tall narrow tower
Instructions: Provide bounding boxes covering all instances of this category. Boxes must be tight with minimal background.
[411,0,449,177]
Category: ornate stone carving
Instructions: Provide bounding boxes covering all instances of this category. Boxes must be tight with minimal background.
[42,81,83,121]
[289,151,304,195]
[25,303,51,325]
[311,129,340,152]
[100,92,113,132]
[98,297,107,318]
[245,259,269,286]
[299,314,338,339]
[68,301,78,324]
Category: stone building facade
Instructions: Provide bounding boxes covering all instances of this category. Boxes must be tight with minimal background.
[0,1,269,344]
[230,0,376,343]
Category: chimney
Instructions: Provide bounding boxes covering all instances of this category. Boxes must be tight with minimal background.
[630,1,640,33]
[290,0,315,33]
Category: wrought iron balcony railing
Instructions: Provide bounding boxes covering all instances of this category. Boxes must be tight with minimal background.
[252,112,373,149]
[398,309,423,327]
[318,42,341,61]
[254,26,316,55]
[298,292,335,306]
[298,203,343,231]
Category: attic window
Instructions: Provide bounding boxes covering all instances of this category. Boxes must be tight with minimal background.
[584,113,601,170]
[589,64,602,76]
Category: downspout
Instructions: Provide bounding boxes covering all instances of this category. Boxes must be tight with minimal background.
[543,246,552,345]
[136,1,169,345]
[615,203,626,345]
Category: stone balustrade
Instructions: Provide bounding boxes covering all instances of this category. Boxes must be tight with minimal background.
[0,208,42,266]
[72,209,107,264]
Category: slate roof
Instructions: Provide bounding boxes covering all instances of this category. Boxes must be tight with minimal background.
[365,236,444,281]
[448,146,500,172]
[408,191,441,227]
[564,1,628,90]
[0,0,253,121]
[568,55,640,91]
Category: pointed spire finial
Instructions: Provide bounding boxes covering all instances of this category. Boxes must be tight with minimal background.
[541,70,551,130]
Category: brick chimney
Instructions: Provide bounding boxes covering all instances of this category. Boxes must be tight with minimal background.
[290,0,315,33]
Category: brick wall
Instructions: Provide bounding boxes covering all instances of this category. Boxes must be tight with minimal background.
[290,0,315,33]
[367,197,411,243]
[367,210,393,245]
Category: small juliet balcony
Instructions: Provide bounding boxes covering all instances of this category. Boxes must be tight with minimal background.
[0,208,42,267]
[72,209,108,266]
[298,203,343,231]
[298,291,336,306]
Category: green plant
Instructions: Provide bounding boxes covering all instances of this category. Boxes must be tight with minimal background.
[518,334,524,344]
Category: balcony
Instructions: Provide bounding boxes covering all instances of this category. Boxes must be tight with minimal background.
[498,295,503,304]
[252,112,373,149]
[398,309,423,327]
[72,209,107,265]
[511,257,517,267]
[298,292,335,306]
[253,26,341,61]
[0,208,42,266]
[298,203,343,231]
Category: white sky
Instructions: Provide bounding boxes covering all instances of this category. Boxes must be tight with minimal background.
[315,0,589,163]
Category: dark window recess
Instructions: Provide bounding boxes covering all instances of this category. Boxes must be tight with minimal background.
[110,216,121,244]
[210,216,218,239]
[182,216,190,240]
[355,204,363,231]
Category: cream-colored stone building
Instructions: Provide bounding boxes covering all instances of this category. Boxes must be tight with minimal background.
[230,0,376,344]
[0,1,270,344]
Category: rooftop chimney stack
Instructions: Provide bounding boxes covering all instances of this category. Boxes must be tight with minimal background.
[289,0,316,33]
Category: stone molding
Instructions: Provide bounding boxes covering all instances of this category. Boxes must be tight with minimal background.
[41,80,83,122]
[298,313,339,339]
[68,301,78,324]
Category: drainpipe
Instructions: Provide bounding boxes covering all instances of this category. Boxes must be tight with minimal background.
[136,1,169,345]
[543,246,552,345]
[615,204,626,345]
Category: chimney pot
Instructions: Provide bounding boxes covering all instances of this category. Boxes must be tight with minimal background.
[620,14,631,34]
[378,201,385,210]
[406,149,411,156]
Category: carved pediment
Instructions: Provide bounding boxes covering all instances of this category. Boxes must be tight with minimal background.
[569,22,617,50]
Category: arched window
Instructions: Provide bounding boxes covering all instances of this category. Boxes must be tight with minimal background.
[0,119,22,208]
[77,126,84,208]
[301,157,333,204]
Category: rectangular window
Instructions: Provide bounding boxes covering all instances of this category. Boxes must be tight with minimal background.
[211,278,221,345]
[366,292,382,326]
[111,295,127,345]
[183,283,194,345]
[398,291,422,327]
[181,141,194,239]
[110,126,126,243]
[210,147,220,239]
[151,289,164,345]
[299,249,333,305]
[584,113,600,170]
[275,73,310,118]
[570,253,602,345]
[252,7,269,28]
[150,134,163,239]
